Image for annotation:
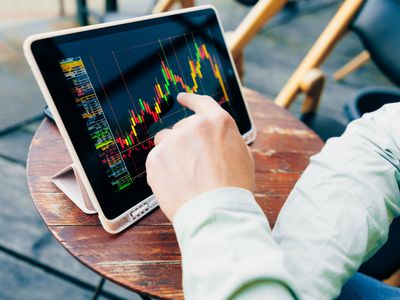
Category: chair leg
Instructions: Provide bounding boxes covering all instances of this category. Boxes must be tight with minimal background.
[274,0,364,109]
[153,0,176,13]
[58,0,65,17]
[140,295,152,300]
[333,50,370,81]
[105,0,118,12]
[92,277,106,300]
[76,0,89,26]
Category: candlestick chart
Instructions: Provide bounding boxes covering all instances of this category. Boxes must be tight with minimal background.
[113,40,230,151]
[61,32,233,192]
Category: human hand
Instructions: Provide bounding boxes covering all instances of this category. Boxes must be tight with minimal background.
[146,93,255,221]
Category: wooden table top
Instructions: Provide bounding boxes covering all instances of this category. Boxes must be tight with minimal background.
[26,88,323,300]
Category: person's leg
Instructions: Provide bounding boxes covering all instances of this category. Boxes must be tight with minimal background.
[336,272,400,300]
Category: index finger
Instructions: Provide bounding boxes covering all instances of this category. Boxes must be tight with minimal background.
[177,92,222,115]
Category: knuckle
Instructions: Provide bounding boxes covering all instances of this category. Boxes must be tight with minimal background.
[217,110,234,128]
[192,116,207,129]
[204,95,215,102]
[196,117,212,134]
[200,95,213,101]
[146,171,153,187]
[146,148,158,171]
[154,131,162,140]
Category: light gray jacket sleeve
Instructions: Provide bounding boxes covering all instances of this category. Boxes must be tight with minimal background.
[173,187,299,300]
[272,103,400,299]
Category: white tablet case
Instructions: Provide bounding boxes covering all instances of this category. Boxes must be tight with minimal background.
[51,164,97,214]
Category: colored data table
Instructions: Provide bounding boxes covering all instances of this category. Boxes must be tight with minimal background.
[27,88,323,300]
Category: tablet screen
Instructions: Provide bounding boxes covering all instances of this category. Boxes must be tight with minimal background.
[31,8,252,219]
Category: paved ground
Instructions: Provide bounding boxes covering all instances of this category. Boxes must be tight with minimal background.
[0,0,394,299]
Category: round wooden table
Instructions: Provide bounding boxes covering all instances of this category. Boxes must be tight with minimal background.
[27,88,323,300]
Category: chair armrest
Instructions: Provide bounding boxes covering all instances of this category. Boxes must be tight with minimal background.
[299,68,326,114]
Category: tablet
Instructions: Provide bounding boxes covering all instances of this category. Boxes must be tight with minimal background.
[24,5,256,233]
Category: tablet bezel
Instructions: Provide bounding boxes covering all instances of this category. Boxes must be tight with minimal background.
[24,5,256,234]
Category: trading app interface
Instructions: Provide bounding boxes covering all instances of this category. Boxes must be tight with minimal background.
[32,9,251,218]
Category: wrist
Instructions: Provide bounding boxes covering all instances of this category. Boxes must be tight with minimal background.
[172,187,264,243]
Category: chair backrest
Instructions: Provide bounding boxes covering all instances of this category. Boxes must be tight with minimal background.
[351,0,400,86]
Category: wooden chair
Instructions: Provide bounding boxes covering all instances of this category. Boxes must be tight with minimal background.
[274,0,364,113]
[276,0,400,281]
[273,0,400,140]
[275,0,400,112]
[333,50,370,81]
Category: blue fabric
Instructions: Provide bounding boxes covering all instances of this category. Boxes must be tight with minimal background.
[336,273,400,300]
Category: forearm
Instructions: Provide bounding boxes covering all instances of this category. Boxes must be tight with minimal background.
[173,188,298,300]
[272,104,400,299]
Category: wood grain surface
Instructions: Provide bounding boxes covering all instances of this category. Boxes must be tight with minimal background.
[26,88,323,299]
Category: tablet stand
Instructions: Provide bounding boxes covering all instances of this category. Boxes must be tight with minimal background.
[51,164,97,214]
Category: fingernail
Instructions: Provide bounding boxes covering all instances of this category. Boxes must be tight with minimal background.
[177,92,186,101]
